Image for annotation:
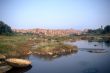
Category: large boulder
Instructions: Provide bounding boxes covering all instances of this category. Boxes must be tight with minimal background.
[6,58,31,67]
[0,54,6,60]
[0,54,6,65]
[0,65,12,73]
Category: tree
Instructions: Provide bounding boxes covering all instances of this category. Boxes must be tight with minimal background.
[104,25,110,34]
[0,21,13,35]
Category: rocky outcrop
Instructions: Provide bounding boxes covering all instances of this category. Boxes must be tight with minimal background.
[0,54,6,65]
[0,54,6,60]
[0,65,12,73]
[6,58,31,67]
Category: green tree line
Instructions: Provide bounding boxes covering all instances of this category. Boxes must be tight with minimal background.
[0,21,13,35]
[87,25,110,35]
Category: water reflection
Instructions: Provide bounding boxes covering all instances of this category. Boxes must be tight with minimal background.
[6,65,32,73]
[80,48,108,53]
[104,40,110,47]
[83,68,99,73]
[87,38,110,47]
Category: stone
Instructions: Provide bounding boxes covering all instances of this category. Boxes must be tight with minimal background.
[0,54,6,60]
[6,58,32,67]
[0,65,12,73]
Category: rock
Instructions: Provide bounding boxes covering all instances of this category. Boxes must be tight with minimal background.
[48,52,53,55]
[62,49,65,52]
[0,61,6,65]
[22,49,32,55]
[94,44,97,46]
[0,54,6,60]
[0,54,6,65]
[0,65,12,73]
[27,50,32,55]
[6,58,32,67]
[53,55,58,58]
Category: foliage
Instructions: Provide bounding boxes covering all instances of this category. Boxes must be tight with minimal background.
[0,21,13,35]
[0,35,31,56]
[86,25,110,35]
[103,25,110,34]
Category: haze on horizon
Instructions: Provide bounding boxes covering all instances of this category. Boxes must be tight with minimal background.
[0,0,110,30]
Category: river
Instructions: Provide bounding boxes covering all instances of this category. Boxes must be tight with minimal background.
[7,40,110,73]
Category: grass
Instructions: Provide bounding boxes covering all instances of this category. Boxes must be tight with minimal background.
[32,41,78,56]
[0,34,109,58]
[0,35,33,57]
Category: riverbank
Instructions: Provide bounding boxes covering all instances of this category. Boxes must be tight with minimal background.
[0,35,110,72]
[0,35,78,58]
[0,35,110,58]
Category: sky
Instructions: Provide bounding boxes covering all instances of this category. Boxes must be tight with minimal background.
[0,0,110,30]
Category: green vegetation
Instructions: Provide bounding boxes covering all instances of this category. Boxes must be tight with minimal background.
[0,21,13,35]
[0,35,33,57]
[32,42,78,58]
[103,25,110,34]
[0,35,78,58]
[86,25,110,35]
[32,42,78,60]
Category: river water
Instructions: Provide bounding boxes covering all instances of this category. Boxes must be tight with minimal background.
[7,40,110,73]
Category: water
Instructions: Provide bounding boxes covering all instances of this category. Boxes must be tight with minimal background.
[7,40,110,73]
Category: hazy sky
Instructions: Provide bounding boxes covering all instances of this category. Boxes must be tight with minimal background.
[0,0,110,30]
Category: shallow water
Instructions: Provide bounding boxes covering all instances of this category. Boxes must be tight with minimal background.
[7,40,110,73]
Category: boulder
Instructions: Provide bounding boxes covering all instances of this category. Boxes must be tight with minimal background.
[6,58,31,67]
[0,54,6,60]
[0,65,12,73]
[0,54,6,65]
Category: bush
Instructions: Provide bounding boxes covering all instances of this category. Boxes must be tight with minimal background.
[0,21,13,35]
[104,25,110,34]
